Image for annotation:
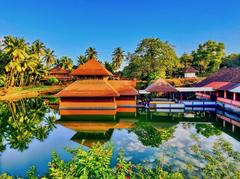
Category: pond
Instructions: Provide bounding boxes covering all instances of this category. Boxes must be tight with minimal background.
[0,98,240,177]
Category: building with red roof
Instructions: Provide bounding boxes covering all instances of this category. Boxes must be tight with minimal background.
[56,59,138,116]
[44,66,72,82]
[196,68,240,109]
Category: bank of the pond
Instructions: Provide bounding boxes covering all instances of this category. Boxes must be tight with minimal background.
[0,85,64,101]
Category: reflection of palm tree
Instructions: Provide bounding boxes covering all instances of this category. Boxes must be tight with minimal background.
[0,98,56,151]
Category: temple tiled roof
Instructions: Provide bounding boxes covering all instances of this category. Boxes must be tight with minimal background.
[108,80,139,96]
[55,80,120,97]
[196,67,240,87]
[145,78,177,93]
[71,59,113,76]
[50,66,69,74]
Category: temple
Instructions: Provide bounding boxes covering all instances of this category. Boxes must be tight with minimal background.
[56,59,138,116]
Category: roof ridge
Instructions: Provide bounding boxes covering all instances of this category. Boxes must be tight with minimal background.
[103,79,120,96]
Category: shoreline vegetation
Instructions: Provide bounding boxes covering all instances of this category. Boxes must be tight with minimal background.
[0,85,64,101]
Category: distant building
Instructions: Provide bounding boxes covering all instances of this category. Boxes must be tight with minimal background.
[195,67,240,111]
[183,67,198,78]
[44,66,72,82]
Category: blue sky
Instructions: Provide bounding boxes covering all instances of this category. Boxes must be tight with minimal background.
[0,0,240,63]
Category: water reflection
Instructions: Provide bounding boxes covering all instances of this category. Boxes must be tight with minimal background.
[0,98,240,177]
[0,98,56,152]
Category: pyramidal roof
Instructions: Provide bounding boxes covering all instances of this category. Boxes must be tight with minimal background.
[145,78,177,93]
[55,79,119,97]
[71,59,113,76]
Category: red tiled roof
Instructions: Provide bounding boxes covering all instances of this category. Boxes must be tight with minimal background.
[184,67,198,73]
[145,78,177,93]
[108,80,139,96]
[55,80,120,97]
[196,67,240,87]
[70,59,113,76]
[50,66,69,74]
[204,82,230,90]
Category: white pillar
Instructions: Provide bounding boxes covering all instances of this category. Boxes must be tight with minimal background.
[232,124,235,132]
[223,120,226,128]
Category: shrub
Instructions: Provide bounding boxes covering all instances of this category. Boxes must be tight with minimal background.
[47,77,59,85]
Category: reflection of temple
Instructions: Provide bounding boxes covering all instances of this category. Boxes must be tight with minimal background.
[58,119,137,147]
[56,59,138,116]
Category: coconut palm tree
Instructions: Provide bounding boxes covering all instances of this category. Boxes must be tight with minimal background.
[2,36,29,87]
[112,47,124,72]
[58,56,73,71]
[85,47,97,60]
[43,48,56,67]
[77,55,87,66]
[30,40,46,59]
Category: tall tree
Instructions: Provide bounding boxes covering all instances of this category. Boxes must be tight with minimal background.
[179,53,194,68]
[30,40,46,58]
[123,38,179,80]
[43,48,56,67]
[58,56,73,71]
[112,47,124,72]
[85,47,97,60]
[77,55,87,66]
[193,40,225,75]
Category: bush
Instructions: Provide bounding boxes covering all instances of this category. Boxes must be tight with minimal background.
[47,77,59,85]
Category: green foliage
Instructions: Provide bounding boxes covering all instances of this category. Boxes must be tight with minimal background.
[77,55,87,66]
[112,47,124,72]
[57,56,73,71]
[196,123,222,137]
[0,35,56,87]
[0,74,6,87]
[1,138,240,178]
[104,61,114,73]
[85,47,98,60]
[191,138,240,178]
[193,40,225,75]
[221,53,240,68]
[122,38,179,81]
[131,122,176,147]
[0,98,56,152]
[47,77,59,85]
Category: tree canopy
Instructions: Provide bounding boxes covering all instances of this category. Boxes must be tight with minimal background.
[123,38,179,81]
[192,40,225,75]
